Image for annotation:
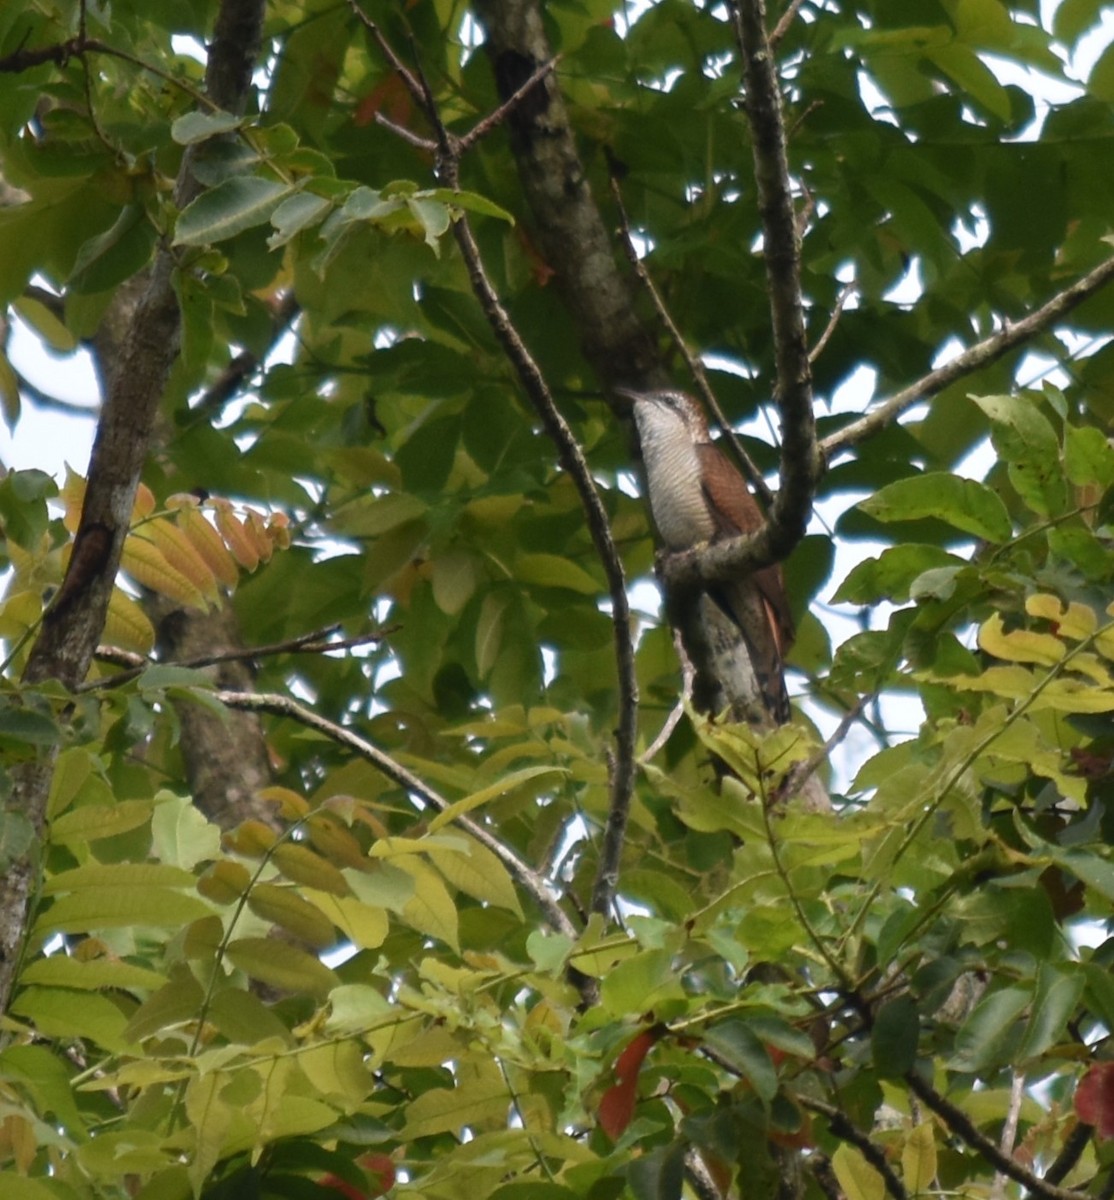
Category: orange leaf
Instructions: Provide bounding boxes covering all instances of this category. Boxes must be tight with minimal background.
[244,508,274,563]
[598,1027,663,1140]
[214,500,260,571]
[132,482,156,520]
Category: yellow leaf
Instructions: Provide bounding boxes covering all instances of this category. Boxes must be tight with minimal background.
[979,612,1064,665]
[1026,593,1097,639]
[426,835,524,916]
[400,1057,507,1139]
[428,764,566,832]
[831,1144,885,1200]
[121,533,207,609]
[223,818,279,856]
[144,517,219,600]
[305,814,370,870]
[298,1041,372,1104]
[104,587,156,654]
[303,889,389,949]
[197,859,253,904]
[902,1121,937,1194]
[396,856,459,952]
[243,508,274,563]
[60,466,85,533]
[179,506,240,587]
[0,590,43,639]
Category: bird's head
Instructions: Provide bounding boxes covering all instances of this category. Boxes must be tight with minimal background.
[614,387,709,443]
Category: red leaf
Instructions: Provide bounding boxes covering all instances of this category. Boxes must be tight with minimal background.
[319,1176,365,1199]
[358,1154,396,1197]
[598,1028,663,1140]
[319,1155,395,1198]
[1075,1062,1114,1137]
[354,74,412,129]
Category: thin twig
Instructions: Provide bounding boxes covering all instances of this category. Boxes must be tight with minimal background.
[769,0,808,48]
[216,689,577,938]
[608,171,775,509]
[799,1096,908,1200]
[809,280,856,366]
[457,54,560,153]
[992,1071,1027,1200]
[639,629,694,763]
[190,292,300,417]
[904,1072,1086,1200]
[821,253,1114,459]
[778,691,871,803]
[85,625,394,692]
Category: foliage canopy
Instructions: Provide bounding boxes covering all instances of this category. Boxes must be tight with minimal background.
[3,1,1114,1199]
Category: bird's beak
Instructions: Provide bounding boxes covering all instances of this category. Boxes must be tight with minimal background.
[613,386,644,409]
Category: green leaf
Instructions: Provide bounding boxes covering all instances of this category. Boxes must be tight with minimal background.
[902,1123,937,1195]
[35,886,211,934]
[19,957,168,992]
[430,187,515,223]
[150,792,221,869]
[702,1020,779,1101]
[224,937,339,998]
[971,394,1066,516]
[950,986,1029,1072]
[628,1140,687,1200]
[833,544,965,604]
[859,473,1012,542]
[267,190,332,248]
[515,553,602,594]
[171,110,246,144]
[1016,963,1084,1062]
[48,798,155,843]
[871,994,920,1078]
[9,987,134,1052]
[175,176,293,246]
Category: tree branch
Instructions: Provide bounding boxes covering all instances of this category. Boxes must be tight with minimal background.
[731,0,821,565]
[820,254,1114,459]
[798,1096,908,1200]
[470,0,665,393]
[359,13,639,926]
[215,689,577,939]
[904,1072,1087,1200]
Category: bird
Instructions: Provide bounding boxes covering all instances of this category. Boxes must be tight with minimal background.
[619,387,794,723]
